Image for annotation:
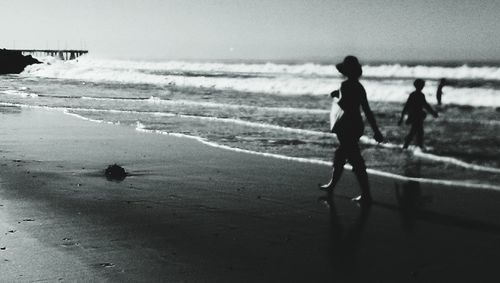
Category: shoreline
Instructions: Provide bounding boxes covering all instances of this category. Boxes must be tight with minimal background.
[69,107,500,191]
[1,107,500,281]
[3,102,499,191]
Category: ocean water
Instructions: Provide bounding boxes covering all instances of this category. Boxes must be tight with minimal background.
[0,56,499,189]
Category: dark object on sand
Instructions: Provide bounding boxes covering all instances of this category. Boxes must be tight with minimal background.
[0,49,41,74]
[105,164,127,181]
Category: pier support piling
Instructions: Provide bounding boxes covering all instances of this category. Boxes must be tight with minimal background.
[8,49,88,61]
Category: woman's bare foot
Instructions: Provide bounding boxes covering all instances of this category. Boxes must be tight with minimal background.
[319,181,335,191]
[351,195,373,206]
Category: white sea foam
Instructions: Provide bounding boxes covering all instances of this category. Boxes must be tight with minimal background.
[21,58,500,107]
[30,57,500,81]
[32,57,339,77]
[362,81,500,107]
[364,168,500,191]
[364,64,500,81]
[413,150,500,174]
[63,111,119,125]
[1,89,38,98]
[146,96,329,114]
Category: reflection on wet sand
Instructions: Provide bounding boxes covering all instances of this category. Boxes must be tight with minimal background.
[395,158,432,232]
[389,157,500,234]
[319,191,371,281]
[318,156,500,280]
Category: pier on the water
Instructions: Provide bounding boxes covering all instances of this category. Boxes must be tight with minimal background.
[14,49,88,60]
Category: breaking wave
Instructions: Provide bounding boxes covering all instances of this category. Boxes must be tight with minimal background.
[20,57,500,107]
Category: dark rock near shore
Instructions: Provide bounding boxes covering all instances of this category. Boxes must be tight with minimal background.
[105,164,128,181]
[0,49,41,75]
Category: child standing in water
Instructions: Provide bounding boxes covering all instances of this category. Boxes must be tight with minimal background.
[320,56,384,205]
[436,78,446,105]
[398,79,438,149]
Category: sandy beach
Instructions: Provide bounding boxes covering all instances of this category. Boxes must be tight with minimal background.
[0,106,500,282]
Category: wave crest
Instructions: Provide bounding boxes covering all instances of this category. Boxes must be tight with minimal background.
[21,57,500,107]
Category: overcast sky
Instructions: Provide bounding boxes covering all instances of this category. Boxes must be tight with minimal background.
[1,0,499,62]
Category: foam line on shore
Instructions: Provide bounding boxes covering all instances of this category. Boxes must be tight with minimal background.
[365,168,500,191]
[413,150,500,174]
[132,123,500,191]
[360,136,500,173]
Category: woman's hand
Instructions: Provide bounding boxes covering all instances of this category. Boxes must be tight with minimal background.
[374,130,384,143]
[330,90,340,98]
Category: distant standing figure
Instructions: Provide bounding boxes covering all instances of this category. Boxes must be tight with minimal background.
[436,78,446,105]
[398,79,438,149]
[319,56,384,205]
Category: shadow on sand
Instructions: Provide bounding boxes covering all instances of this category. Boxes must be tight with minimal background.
[318,191,371,281]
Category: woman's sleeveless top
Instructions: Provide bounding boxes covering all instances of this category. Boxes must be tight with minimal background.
[333,80,365,138]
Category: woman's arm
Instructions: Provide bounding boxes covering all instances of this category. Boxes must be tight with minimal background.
[360,89,384,142]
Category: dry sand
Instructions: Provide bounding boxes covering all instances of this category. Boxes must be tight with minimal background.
[0,107,500,282]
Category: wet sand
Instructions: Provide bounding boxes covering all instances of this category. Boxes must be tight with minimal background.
[1,107,500,282]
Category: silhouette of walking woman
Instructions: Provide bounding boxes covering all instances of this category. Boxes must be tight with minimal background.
[320,56,384,204]
[436,78,446,105]
[398,79,438,149]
